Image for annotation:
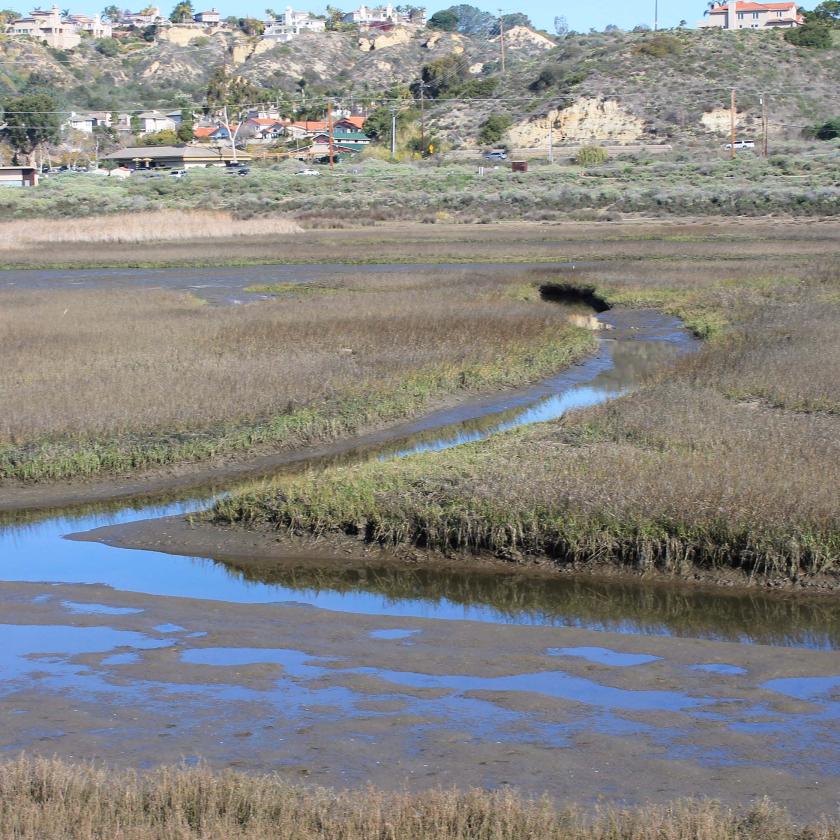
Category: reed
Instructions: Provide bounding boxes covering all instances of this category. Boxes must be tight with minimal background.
[0,756,834,840]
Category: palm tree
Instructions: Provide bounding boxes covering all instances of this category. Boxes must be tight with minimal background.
[704,1,721,15]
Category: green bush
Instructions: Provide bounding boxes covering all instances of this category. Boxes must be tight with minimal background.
[635,33,682,58]
[478,113,512,145]
[785,23,832,47]
[814,117,840,139]
[575,145,609,165]
[94,37,120,56]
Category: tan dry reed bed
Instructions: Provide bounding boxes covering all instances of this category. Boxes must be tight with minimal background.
[0,268,593,480]
[0,211,301,249]
[1,756,837,840]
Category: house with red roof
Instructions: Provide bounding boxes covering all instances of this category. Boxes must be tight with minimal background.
[698,1,804,29]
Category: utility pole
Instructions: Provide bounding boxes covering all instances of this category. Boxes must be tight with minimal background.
[327,100,334,170]
[730,88,737,160]
[654,0,658,30]
[498,9,506,73]
[761,93,769,158]
[390,107,397,160]
[419,81,426,152]
[548,117,553,164]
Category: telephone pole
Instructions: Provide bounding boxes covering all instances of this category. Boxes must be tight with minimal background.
[730,88,737,160]
[498,9,505,73]
[761,93,769,158]
[654,0,658,30]
[548,118,553,164]
[327,100,334,170]
[419,81,427,152]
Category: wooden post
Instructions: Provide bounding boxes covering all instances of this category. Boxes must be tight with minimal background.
[498,9,505,73]
[761,94,769,158]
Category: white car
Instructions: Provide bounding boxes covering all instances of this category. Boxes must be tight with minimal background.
[724,140,756,150]
[296,168,320,176]
[169,169,187,178]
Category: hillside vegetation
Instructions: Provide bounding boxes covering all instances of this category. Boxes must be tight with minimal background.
[2,26,840,148]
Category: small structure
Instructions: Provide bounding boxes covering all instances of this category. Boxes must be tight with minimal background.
[102,145,252,169]
[136,111,178,134]
[193,8,221,24]
[67,112,113,133]
[698,1,804,29]
[68,13,112,38]
[0,166,39,187]
[118,6,164,27]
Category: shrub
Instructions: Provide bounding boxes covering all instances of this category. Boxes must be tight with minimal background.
[427,9,458,30]
[635,33,682,57]
[529,66,559,91]
[814,117,840,139]
[575,145,609,165]
[478,113,512,145]
[785,23,832,47]
[94,37,120,56]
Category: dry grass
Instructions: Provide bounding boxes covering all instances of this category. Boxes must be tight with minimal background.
[215,244,840,583]
[0,269,593,480]
[0,756,836,840]
[0,211,301,250]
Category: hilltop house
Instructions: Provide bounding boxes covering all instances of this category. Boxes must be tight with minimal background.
[119,6,165,27]
[264,6,325,42]
[193,8,221,24]
[342,3,424,28]
[68,12,112,37]
[698,1,804,29]
[10,6,82,49]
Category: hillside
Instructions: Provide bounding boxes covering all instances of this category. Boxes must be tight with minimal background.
[1,24,840,148]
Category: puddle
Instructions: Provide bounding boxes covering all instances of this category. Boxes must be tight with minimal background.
[61,601,143,616]
[370,629,420,640]
[692,663,748,676]
[762,676,840,704]
[154,624,186,634]
[547,647,661,667]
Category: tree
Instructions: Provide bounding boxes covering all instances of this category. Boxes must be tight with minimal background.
[554,15,568,36]
[0,9,21,26]
[477,113,511,145]
[413,52,468,97]
[1,93,62,165]
[176,107,194,142]
[169,0,193,23]
[444,4,495,34]
[95,36,120,55]
[491,12,531,35]
[205,66,262,111]
[809,0,840,25]
[101,4,120,21]
[427,8,457,30]
[785,21,832,46]
[237,16,265,35]
[265,7,278,18]
[138,128,179,146]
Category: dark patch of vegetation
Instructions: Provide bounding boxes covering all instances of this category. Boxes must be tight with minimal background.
[477,113,512,145]
[785,22,833,47]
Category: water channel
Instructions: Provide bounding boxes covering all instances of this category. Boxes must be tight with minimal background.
[1,295,838,814]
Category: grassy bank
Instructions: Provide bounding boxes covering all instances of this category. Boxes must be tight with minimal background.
[1,153,839,226]
[0,269,594,483]
[214,244,840,586]
[0,756,835,840]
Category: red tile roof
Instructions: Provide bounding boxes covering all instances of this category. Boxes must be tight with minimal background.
[193,126,217,138]
[340,115,366,129]
[709,1,798,11]
[291,120,329,132]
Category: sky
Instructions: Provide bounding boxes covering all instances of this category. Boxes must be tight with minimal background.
[75,1,703,35]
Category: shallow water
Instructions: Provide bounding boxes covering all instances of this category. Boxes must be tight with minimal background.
[2,302,839,803]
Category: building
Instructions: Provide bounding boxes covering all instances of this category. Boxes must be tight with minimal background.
[264,6,326,41]
[10,6,81,49]
[119,6,164,27]
[698,2,804,29]
[67,112,113,133]
[193,8,221,24]
[68,13,112,38]
[341,3,423,28]
[0,166,39,187]
[136,112,178,134]
[102,146,252,170]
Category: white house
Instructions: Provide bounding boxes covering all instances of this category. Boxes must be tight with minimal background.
[264,6,325,41]
[10,6,81,49]
[698,1,804,29]
[193,8,221,25]
[68,13,112,37]
[119,6,164,27]
[341,3,423,27]
[137,111,177,134]
[67,112,113,133]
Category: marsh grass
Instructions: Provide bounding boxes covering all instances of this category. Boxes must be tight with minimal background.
[0,756,835,840]
[0,270,594,482]
[215,244,840,584]
[0,211,301,250]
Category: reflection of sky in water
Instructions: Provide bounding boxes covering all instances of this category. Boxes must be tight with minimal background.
[386,386,624,459]
[548,647,661,667]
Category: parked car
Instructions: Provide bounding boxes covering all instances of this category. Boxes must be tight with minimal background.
[296,168,320,176]
[169,169,187,178]
[484,150,507,161]
[724,140,756,150]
